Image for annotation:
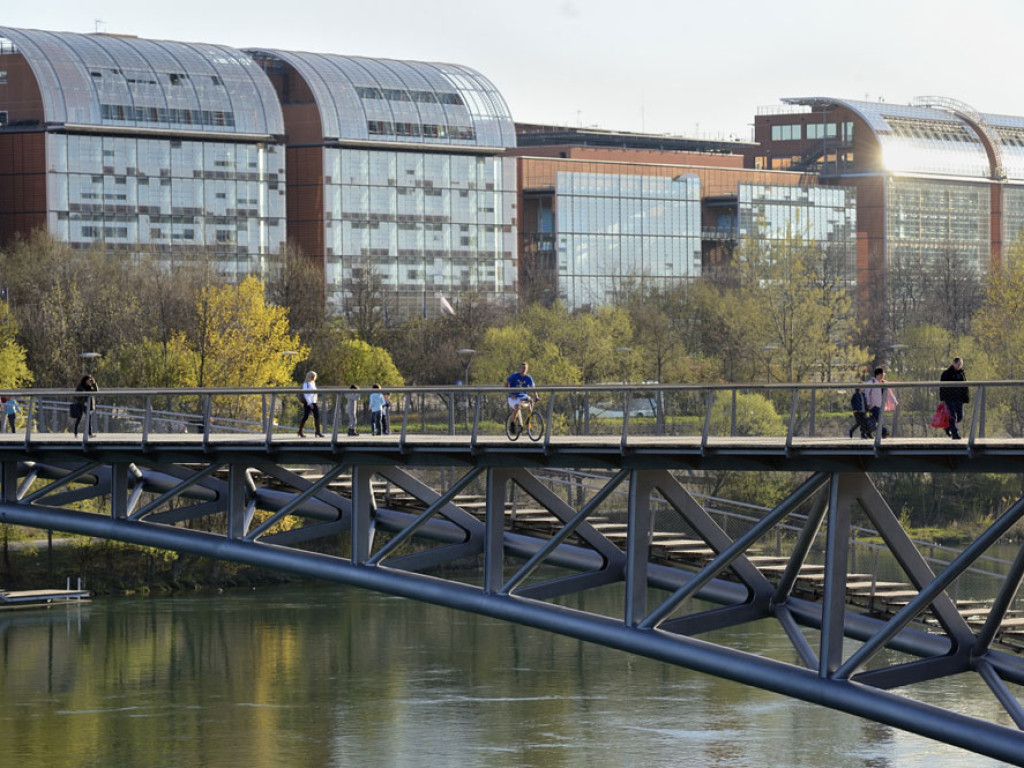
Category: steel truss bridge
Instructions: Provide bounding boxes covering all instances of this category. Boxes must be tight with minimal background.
[5,382,1024,764]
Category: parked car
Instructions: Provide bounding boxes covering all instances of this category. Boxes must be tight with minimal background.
[586,397,657,419]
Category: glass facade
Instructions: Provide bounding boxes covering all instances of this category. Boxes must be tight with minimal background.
[246,50,515,149]
[322,148,517,317]
[1002,186,1024,250]
[737,183,858,283]
[46,133,286,277]
[887,177,989,274]
[0,29,282,136]
[554,172,702,310]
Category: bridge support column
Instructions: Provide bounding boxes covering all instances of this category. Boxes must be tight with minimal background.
[625,470,655,627]
[820,473,852,676]
[110,463,130,519]
[226,465,247,539]
[350,465,378,565]
[485,468,513,593]
[1,460,16,503]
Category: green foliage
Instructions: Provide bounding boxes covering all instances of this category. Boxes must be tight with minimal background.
[471,324,582,387]
[732,224,863,382]
[709,391,786,437]
[187,276,307,389]
[0,302,33,388]
[318,337,404,387]
[99,334,194,388]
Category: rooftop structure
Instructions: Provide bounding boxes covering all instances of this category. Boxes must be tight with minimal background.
[248,49,519,319]
[0,26,286,276]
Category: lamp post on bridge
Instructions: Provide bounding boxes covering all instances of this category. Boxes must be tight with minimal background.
[456,348,475,426]
[79,351,101,375]
[759,345,778,384]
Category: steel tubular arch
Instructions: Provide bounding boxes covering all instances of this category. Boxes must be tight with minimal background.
[0,494,1024,764]
[6,405,1024,763]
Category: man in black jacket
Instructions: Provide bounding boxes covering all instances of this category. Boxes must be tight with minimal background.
[939,358,968,440]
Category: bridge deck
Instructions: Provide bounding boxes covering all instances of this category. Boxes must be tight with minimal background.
[2,431,1021,472]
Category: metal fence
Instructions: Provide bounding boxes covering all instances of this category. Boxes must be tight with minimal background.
[0,379,1018,446]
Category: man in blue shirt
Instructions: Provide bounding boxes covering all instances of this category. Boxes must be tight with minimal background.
[505,362,535,427]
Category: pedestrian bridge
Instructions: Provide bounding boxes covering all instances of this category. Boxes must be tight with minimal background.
[3,381,1024,764]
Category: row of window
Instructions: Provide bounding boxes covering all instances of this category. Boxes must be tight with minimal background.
[771,122,855,142]
[885,117,976,145]
[355,86,464,106]
[366,120,477,140]
[100,103,236,127]
[88,69,223,87]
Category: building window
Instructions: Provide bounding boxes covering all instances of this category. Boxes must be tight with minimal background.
[0,111,7,127]
[771,124,802,141]
[0,70,6,84]
[806,123,839,140]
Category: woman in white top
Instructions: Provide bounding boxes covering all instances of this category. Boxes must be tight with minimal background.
[298,370,323,438]
[369,383,392,435]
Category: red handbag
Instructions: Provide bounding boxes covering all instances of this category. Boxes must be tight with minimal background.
[930,402,950,430]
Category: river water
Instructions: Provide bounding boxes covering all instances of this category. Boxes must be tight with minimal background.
[0,583,1014,768]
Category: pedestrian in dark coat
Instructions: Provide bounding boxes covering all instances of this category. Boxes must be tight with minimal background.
[939,357,968,440]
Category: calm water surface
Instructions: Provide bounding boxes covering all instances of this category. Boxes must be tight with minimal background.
[0,583,1014,768]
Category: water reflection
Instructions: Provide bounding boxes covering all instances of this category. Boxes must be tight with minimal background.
[0,585,1013,768]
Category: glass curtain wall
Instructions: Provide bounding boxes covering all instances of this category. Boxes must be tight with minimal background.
[886,177,989,276]
[322,147,517,318]
[1002,186,1024,253]
[737,183,858,286]
[554,172,702,310]
[47,133,286,277]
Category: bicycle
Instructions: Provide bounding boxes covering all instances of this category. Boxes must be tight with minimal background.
[505,397,545,441]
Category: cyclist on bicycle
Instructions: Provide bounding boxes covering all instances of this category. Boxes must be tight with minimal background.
[505,361,535,429]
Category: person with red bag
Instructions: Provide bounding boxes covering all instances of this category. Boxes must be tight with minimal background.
[939,357,968,440]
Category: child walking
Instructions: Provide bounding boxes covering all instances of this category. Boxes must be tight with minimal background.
[848,387,872,439]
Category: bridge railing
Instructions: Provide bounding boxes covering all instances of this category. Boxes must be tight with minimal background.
[0,379,1020,445]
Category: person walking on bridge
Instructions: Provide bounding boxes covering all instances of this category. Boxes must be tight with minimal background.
[72,375,98,437]
[298,370,323,438]
[865,367,897,438]
[2,396,22,433]
[939,357,969,441]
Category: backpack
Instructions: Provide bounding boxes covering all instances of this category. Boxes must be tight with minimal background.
[850,392,864,412]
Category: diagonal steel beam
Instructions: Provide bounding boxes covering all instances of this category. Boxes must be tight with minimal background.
[851,473,972,646]
[501,468,629,595]
[639,472,828,630]
[836,493,1024,680]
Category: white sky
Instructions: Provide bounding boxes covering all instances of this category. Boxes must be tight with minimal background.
[5,0,1024,142]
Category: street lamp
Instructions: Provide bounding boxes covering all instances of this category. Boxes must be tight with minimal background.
[79,351,101,374]
[759,345,779,383]
[456,348,476,386]
[885,344,907,373]
[615,347,632,384]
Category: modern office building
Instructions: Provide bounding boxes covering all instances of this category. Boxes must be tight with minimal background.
[246,48,518,319]
[748,96,1024,312]
[512,129,857,310]
[0,27,287,278]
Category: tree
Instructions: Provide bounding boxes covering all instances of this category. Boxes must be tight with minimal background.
[0,302,32,388]
[265,243,329,346]
[520,302,633,384]
[185,276,305,390]
[471,325,582,389]
[0,233,151,385]
[318,338,404,388]
[732,226,863,383]
[972,240,1024,435]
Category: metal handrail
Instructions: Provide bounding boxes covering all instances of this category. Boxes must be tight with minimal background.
[0,380,1018,445]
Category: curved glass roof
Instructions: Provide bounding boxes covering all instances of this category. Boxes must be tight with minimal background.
[783,97,991,178]
[246,49,516,149]
[977,112,1024,181]
[0,27,284,137]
